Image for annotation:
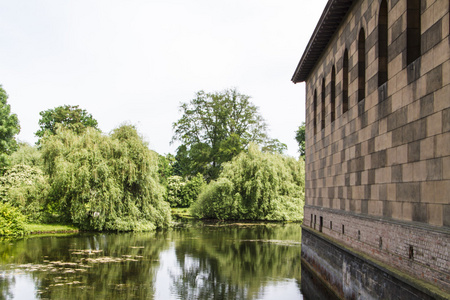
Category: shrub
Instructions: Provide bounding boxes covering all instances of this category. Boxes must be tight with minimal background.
[40,125,171,231]
[191,144,305,221]
[0,202,27,237]
[166,173,206,208]
[181,173,206,207]
[0,164,49,222]
[166,176,186,207]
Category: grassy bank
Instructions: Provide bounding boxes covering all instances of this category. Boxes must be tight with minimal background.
[25,223,79,234]
[171,208,195,221]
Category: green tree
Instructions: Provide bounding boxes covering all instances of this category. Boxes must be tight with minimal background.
[165,173,206,208]
[172,89,285,180]
[165,176,185,207]
[0,202,27,237]
[35,105,98,142]
[9,142,42,167]
[295,122,306,157]
[157,153,175,186]
[0,164,49,222]
[0,86,20,171]
[40,125,171,231]
[181,173,206,207]
[191,144,305,221]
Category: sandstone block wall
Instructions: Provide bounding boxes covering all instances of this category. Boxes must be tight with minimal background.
[302,0,449,291]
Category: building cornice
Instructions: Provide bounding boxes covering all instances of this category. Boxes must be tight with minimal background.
[291,0,355,83]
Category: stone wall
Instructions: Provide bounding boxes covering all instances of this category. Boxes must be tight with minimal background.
[303,207,449,290]
[305,0,449,226]
[301,227,448,299]
[302,0,449,292]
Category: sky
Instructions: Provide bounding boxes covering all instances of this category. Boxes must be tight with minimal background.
[0,0,327,157]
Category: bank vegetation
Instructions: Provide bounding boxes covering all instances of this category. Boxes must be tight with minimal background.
[0,87,305,237]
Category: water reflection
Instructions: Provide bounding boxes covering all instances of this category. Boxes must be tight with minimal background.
[0,222,306,299]
[167,224,302,300]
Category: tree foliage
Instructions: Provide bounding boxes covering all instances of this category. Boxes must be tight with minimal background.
[166,176,185,207]
[191,144,305,221]
[166,173,205,208]
[295,122,306,157]
[1,143,47,223]
[9,142,42,167]
[0,202,27,237]
[40,125,171,231]
[172,89,286,180]
[35,105,99,142]
[157,153,175,186]
[0,86,20,171]
[0,164,49,222]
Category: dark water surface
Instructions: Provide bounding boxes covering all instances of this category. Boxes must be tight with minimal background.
[0,222,330,299]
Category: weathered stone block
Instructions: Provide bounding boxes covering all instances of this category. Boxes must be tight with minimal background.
[426,65,443,95]
[427,204,443,226]
[436,131,450,156]
[397,144,408,164]
[422,19,442,54]
[407,141,421,162]
[420,93,434,118]
[427,111,442,136]
[402,202,413,221]
[426,158,443,180]
[402,162,414,182]
[443,156,450,180]
[412,203,428,222]
[397,182,421,201]
[421,181,437,203]
[413,160,427,182]
[442,108,450,132]
[420,136,435,160]
[444,205,450,227]
[391,164,403,182]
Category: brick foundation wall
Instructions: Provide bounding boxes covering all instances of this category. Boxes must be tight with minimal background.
[301,226,449,299]
[304,205,450,291]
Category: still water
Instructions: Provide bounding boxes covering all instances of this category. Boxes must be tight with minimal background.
[0,222,331,299]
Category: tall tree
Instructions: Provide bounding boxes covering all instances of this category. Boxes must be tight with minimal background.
[191,144,305,221]
[172,88,285,180]
[0,85,20,171]
[295,122,306,157]
[35,105,98,142]
[40,125,171,231]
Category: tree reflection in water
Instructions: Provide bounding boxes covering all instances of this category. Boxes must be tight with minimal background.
[0,222,304,299]
[0,232,170,299]
[169,223,302,300]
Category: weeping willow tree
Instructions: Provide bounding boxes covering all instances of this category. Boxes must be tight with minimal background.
[191,144,305,221]
[40,125,171,231]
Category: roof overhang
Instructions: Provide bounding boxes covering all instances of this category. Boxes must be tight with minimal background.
[291,0,355,83]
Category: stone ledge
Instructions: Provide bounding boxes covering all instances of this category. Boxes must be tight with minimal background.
[304,204,450,235]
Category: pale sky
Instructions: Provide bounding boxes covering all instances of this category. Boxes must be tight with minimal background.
[0,0,327,157]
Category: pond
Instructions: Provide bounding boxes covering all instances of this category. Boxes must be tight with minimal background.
[0,222,335,299]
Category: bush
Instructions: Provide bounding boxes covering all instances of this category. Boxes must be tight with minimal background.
[40,125,171,231]
[0,164,49,222]
[166,176,185,207]
[191,144,305,221]
[0,202,27,237]
[181,173,206,207]
[166,173,206,208]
